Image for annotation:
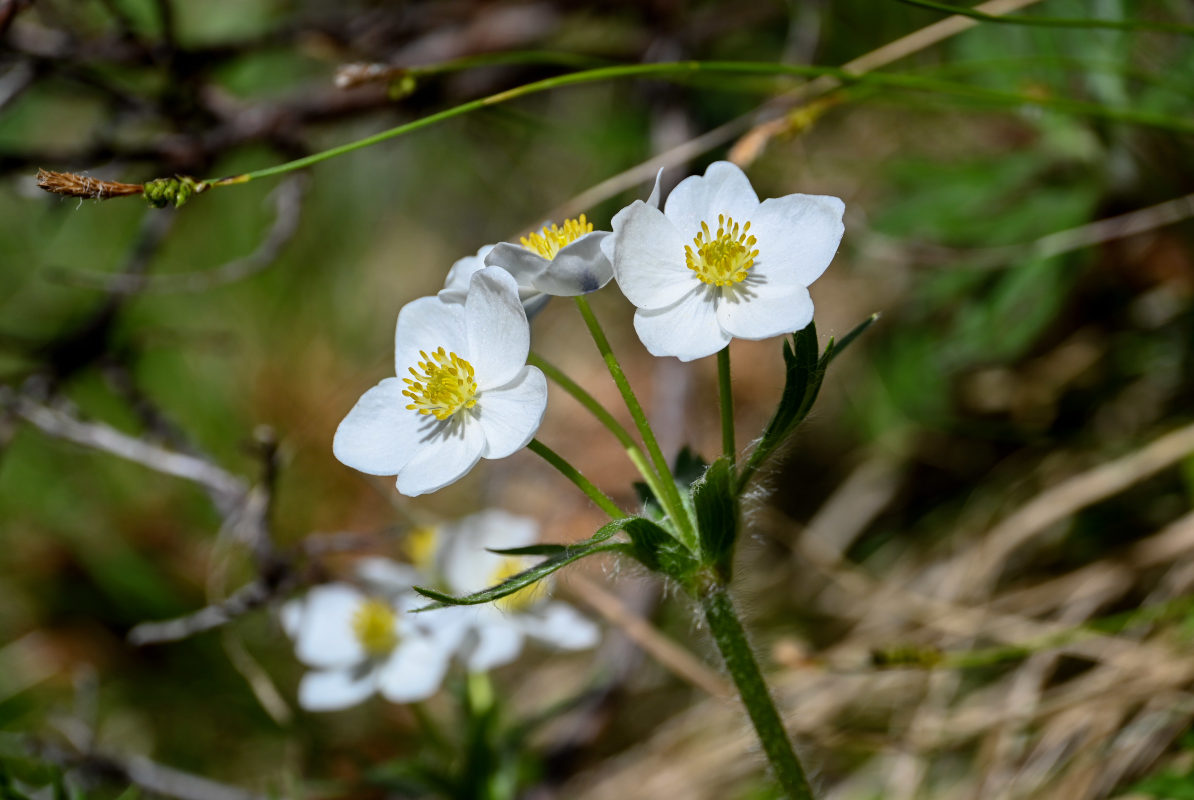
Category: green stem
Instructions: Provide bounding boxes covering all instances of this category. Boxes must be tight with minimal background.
[528,351,675,513]
[717,346,736,466]
[528,352,638,450]
[701,586,814,799]
[527,438,626,519]
[201,60,1194,186]
[572,297,697,549]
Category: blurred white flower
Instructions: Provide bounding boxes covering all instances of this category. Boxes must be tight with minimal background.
[333,267,547,496]
[605,160,844,361]
[484,214,613,298]
[432,509,601,672]
[281,577,459,711]
[438,244,550,317]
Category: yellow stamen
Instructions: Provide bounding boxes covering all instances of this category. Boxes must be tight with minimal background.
[490,557,546,612]
[405,525,439,573]
[520,214,593,260]
[402,347,478,421]
[685,214,759,286]
[352,598,399,656]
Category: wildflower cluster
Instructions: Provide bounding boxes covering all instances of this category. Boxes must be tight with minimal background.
[284,511,597,711]
[311,160,864,796]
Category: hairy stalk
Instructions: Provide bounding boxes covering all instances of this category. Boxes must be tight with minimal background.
[702,586,814,799]
[527,438,625,519]
[717,346,736,465]
[572,297,697,549]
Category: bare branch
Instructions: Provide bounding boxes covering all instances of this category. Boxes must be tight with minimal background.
[28,738,269,800]
[4,389,247,503]
[127,577,282,646]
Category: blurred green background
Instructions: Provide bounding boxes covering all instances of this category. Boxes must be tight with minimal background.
[2,1,1194,798]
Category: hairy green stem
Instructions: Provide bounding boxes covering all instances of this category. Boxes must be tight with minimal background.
[702,586,814,799]
[527,438,625,519]
[572,297,697,549]
[717,346,736,465]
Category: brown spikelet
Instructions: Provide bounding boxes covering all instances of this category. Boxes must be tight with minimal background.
[36,169,144,200]
[333,62,403,90]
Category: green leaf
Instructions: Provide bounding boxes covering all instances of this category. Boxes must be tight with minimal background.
[672,446,709,487]
[624,517,699,579]
[413,518,639,608]
[819,314,878,371]
[487,544,568,556]
[693,456,739,580]
[633,448,708,516]
[739,316,875,491]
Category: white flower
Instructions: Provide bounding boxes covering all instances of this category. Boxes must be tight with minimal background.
[438,244,551,317]
[333,267,547,497]
[605,161,845,362]
[430,510,600,672]
[281,578,459,711]
[483,214,613,298]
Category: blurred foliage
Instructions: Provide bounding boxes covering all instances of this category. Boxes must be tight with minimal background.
[2,0,1194,798]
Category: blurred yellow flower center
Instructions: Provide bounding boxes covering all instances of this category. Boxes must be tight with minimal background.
[520,214,593,260]
[490,557,546,612]
[405,525,439,573]
[403,348,478,420]
[686,215,758,286]
[352,598,399,656]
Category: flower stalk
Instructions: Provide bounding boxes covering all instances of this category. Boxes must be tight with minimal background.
[527,439,626,520]
[701,585,815,800]
[717,346,735,465]
[573,296,697,549]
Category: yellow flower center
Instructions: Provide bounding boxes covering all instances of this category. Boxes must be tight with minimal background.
[405,525,439,573]
[520,214,593,260]
[402,347,478,421]
[489,557,546,612]
[685,215,759,286]
[352,598,399,656]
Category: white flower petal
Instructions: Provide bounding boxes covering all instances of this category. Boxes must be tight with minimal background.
[438,244,496,304]
[394,416,486,496]
[518,602,600,650]
[290,584,367,668]
[377,637,451,703]
[440,510,539,594]
[280,599,303,639]
[749,193,845,287]
[533,232,612,296]
[484,243,551,284]
[465,267,530,390]
[404,603,473,651]
[633,286,730,362]
[663,161,759,241]
[716,281,814,341]
[333,378,424,477]
[646,167,664,209]
[476,367,546,460]
[610,201,692,309]
[465,612,525,672]
[298,666,376,711]
[356,557,421,595]
[394,296,468,378]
